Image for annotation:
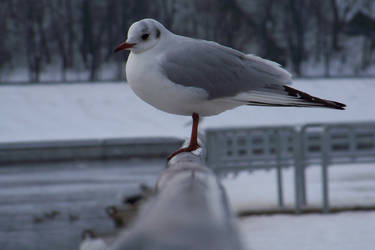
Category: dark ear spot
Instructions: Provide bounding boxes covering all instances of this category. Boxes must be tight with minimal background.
[156,29,161,38]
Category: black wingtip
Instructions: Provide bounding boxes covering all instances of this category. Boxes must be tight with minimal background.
[317,99,346,110]
[332,101,346,110]
[283,85,346,110]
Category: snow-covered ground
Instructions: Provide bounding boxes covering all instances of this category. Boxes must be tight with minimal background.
[239,211,375,250]
[226,162,375,250]
[1,79,375,250]
[0,78,374,143]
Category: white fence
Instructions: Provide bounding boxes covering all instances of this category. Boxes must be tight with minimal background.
[206,121,375,213]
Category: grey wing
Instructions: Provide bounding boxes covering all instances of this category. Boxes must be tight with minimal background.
[160,38,292,100]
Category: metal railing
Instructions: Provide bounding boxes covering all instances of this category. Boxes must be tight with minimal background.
[206,121,375,213]
[297,122,375,212]
[206,126,297,208]
[0,137,183,164]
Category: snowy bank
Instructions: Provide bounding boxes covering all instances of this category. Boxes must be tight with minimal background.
[0,78,374,143]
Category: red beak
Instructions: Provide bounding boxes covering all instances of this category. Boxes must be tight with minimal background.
[113,41,136,52]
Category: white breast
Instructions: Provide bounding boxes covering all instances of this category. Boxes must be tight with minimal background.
[125,52,240,116]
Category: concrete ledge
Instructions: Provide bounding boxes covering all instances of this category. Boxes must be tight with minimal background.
[0,137,184,164]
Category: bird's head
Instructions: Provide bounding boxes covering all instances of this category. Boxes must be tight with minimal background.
[114,18,168,54]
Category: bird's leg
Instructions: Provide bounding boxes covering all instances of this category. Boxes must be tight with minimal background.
[188,113,200,150]
[167,113,200,161]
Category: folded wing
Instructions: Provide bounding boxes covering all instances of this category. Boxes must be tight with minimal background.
[161,37,345,110]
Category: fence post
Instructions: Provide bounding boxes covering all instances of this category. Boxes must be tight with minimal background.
[109,152,244,250]
[275,129,284,208]
[322,127,330,213]
[294,132,302,214]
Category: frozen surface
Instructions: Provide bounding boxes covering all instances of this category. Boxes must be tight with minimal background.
[0,159,164,250]
[239,211,375,250]
[0,78,374,143]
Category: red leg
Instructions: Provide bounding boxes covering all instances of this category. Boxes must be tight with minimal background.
[167,113,200,161]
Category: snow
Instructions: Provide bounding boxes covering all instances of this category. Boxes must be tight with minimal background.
[1,78,375,250]
[1,78,374,143]
[239,211,375,250]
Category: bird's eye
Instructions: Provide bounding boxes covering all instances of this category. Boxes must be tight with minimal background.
[141,34,149,40]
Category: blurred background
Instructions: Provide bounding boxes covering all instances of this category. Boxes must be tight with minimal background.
[0,0,374,82]
[0,1,375,250]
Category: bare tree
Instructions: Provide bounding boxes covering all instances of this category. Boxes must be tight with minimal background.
[0,1,12,73]
[283,0,309,76]
[1,0,374,82]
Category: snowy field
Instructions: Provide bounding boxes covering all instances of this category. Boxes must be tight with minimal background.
[226,163,375,250]
[1,78,375,250]
[239,211,375,250]
[0,78,374,143]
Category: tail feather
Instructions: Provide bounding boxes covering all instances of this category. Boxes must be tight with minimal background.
[238,85,346,110]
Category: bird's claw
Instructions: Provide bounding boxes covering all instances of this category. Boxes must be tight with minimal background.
[167,143,200,161]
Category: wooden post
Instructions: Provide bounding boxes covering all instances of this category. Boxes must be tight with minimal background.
[110,152,244,250]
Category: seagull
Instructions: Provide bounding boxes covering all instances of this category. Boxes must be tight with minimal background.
[114,18,345,160]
